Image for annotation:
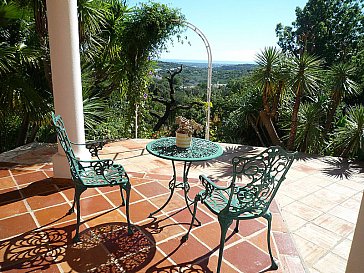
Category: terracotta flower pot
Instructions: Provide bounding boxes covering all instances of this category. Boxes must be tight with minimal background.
[176,132,192,148]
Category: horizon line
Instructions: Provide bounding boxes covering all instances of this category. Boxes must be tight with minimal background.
[158,58,256,65]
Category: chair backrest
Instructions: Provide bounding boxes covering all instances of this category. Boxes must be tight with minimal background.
[228,146,296,215]
[52,113,81,180]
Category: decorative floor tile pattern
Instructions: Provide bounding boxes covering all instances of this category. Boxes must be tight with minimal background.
[0,139,363,272]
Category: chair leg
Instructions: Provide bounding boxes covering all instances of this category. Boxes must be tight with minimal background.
[263,211,278,270]
[234,220,240,233]
[68,190,77,214]
[182,195,200,242]
[119,185,125,206]
[216,217,233,273]
[73,186,85,242]
[124,183,133,235]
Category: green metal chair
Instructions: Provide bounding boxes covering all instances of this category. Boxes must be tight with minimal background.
[52,113,133,242]
[182,146,296,272]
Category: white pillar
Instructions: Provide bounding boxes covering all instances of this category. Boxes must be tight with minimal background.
[346,192,364,272]
[46,0,87,178]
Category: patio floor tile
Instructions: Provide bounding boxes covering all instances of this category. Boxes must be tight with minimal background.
[280,255,306,273]
[85,209,127,228]
[33,203,75,227]
[224,240,273,272]
[12,171,48,185]
[149,193,187,214]
[24,190,67,211]
[196,222,241,248]
[123,200,158,224]
[295,223,341,250]
[249,229,278,258]
[313,214,355,237]
[79,195,114,216]
[0,213,37,240]
[0,169,10,177]
[62,187,99,201]
[0,177,16,189]
[291,234,327,266]
[104,187,145,204]
[135,180,170,198]
[167,205,214,226]
[313,252,347,273]
[158,236,210,264]
[274,231,299,256]
[143,217,185,244]
[332,239,352,260]
[0,199,28,219]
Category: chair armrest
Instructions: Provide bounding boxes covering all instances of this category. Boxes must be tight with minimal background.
[199,175,231,191]
[198,175,231,201]
[71,140,107,159]
[76,158,127,185]
[75,157,113,171]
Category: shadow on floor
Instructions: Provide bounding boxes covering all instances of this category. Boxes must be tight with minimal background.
[0,178,73,206]
[0,213,156,272]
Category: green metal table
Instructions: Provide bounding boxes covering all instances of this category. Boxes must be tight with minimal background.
[146,137,223,222]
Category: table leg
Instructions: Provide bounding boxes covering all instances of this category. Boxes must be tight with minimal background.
[149,160,200,225]
[149,161,177,217]
[183,161,201,225]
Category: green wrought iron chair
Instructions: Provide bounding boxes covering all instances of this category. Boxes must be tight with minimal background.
[182,146,296,273]
[52,113,133,242]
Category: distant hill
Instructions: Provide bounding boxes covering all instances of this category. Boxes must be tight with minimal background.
[154,61,257,86]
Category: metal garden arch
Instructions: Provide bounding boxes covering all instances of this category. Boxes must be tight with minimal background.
[135,21,213,140]
[182,21,212,140]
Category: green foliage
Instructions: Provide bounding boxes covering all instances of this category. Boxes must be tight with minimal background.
[0,1,52,151]
[282,98,327,154]
[331,105,364,158]
[328,62,360,100]
[212,76,261,144]
[0,0,184,151]
[276,0,364,65]
[288,53,322,97]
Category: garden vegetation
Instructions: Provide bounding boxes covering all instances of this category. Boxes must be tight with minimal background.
[0,0,363,160]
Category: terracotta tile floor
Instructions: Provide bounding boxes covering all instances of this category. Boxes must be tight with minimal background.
[0,139,363,272]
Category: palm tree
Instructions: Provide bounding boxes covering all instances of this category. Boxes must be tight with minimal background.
[254,47,288,145]
[324,63,360,133]
[332,105,364,159]
[287,53,322,150]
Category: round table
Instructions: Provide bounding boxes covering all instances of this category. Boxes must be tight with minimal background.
[146,137,223,221]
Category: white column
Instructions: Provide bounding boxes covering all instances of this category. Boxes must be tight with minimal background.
[346,192,364,272]
[46,0,88,178]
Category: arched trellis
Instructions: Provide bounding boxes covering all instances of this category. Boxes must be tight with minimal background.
[135,20,213,140]
[181,21,212,140]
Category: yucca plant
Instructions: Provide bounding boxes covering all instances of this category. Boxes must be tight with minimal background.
[287,52,322,150]
[331,105,364,159]
[295,101,326,154]
[254,47,288,145]
[324,63,360,133]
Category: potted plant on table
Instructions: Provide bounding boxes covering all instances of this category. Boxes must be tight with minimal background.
[175,116,203,148]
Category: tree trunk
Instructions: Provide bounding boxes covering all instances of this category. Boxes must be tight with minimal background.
[16,114,30,147]
[287,95,301,150]
[27,123,40,143]
[262,84,270,113]
[272,81,283,120]
[324,101,339,133]
[153,104,172,131]
[151,66,182,132]
[259,110,282,146]
[248,115,265,146]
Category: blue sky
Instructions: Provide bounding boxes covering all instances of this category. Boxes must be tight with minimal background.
[127,0,308,63]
